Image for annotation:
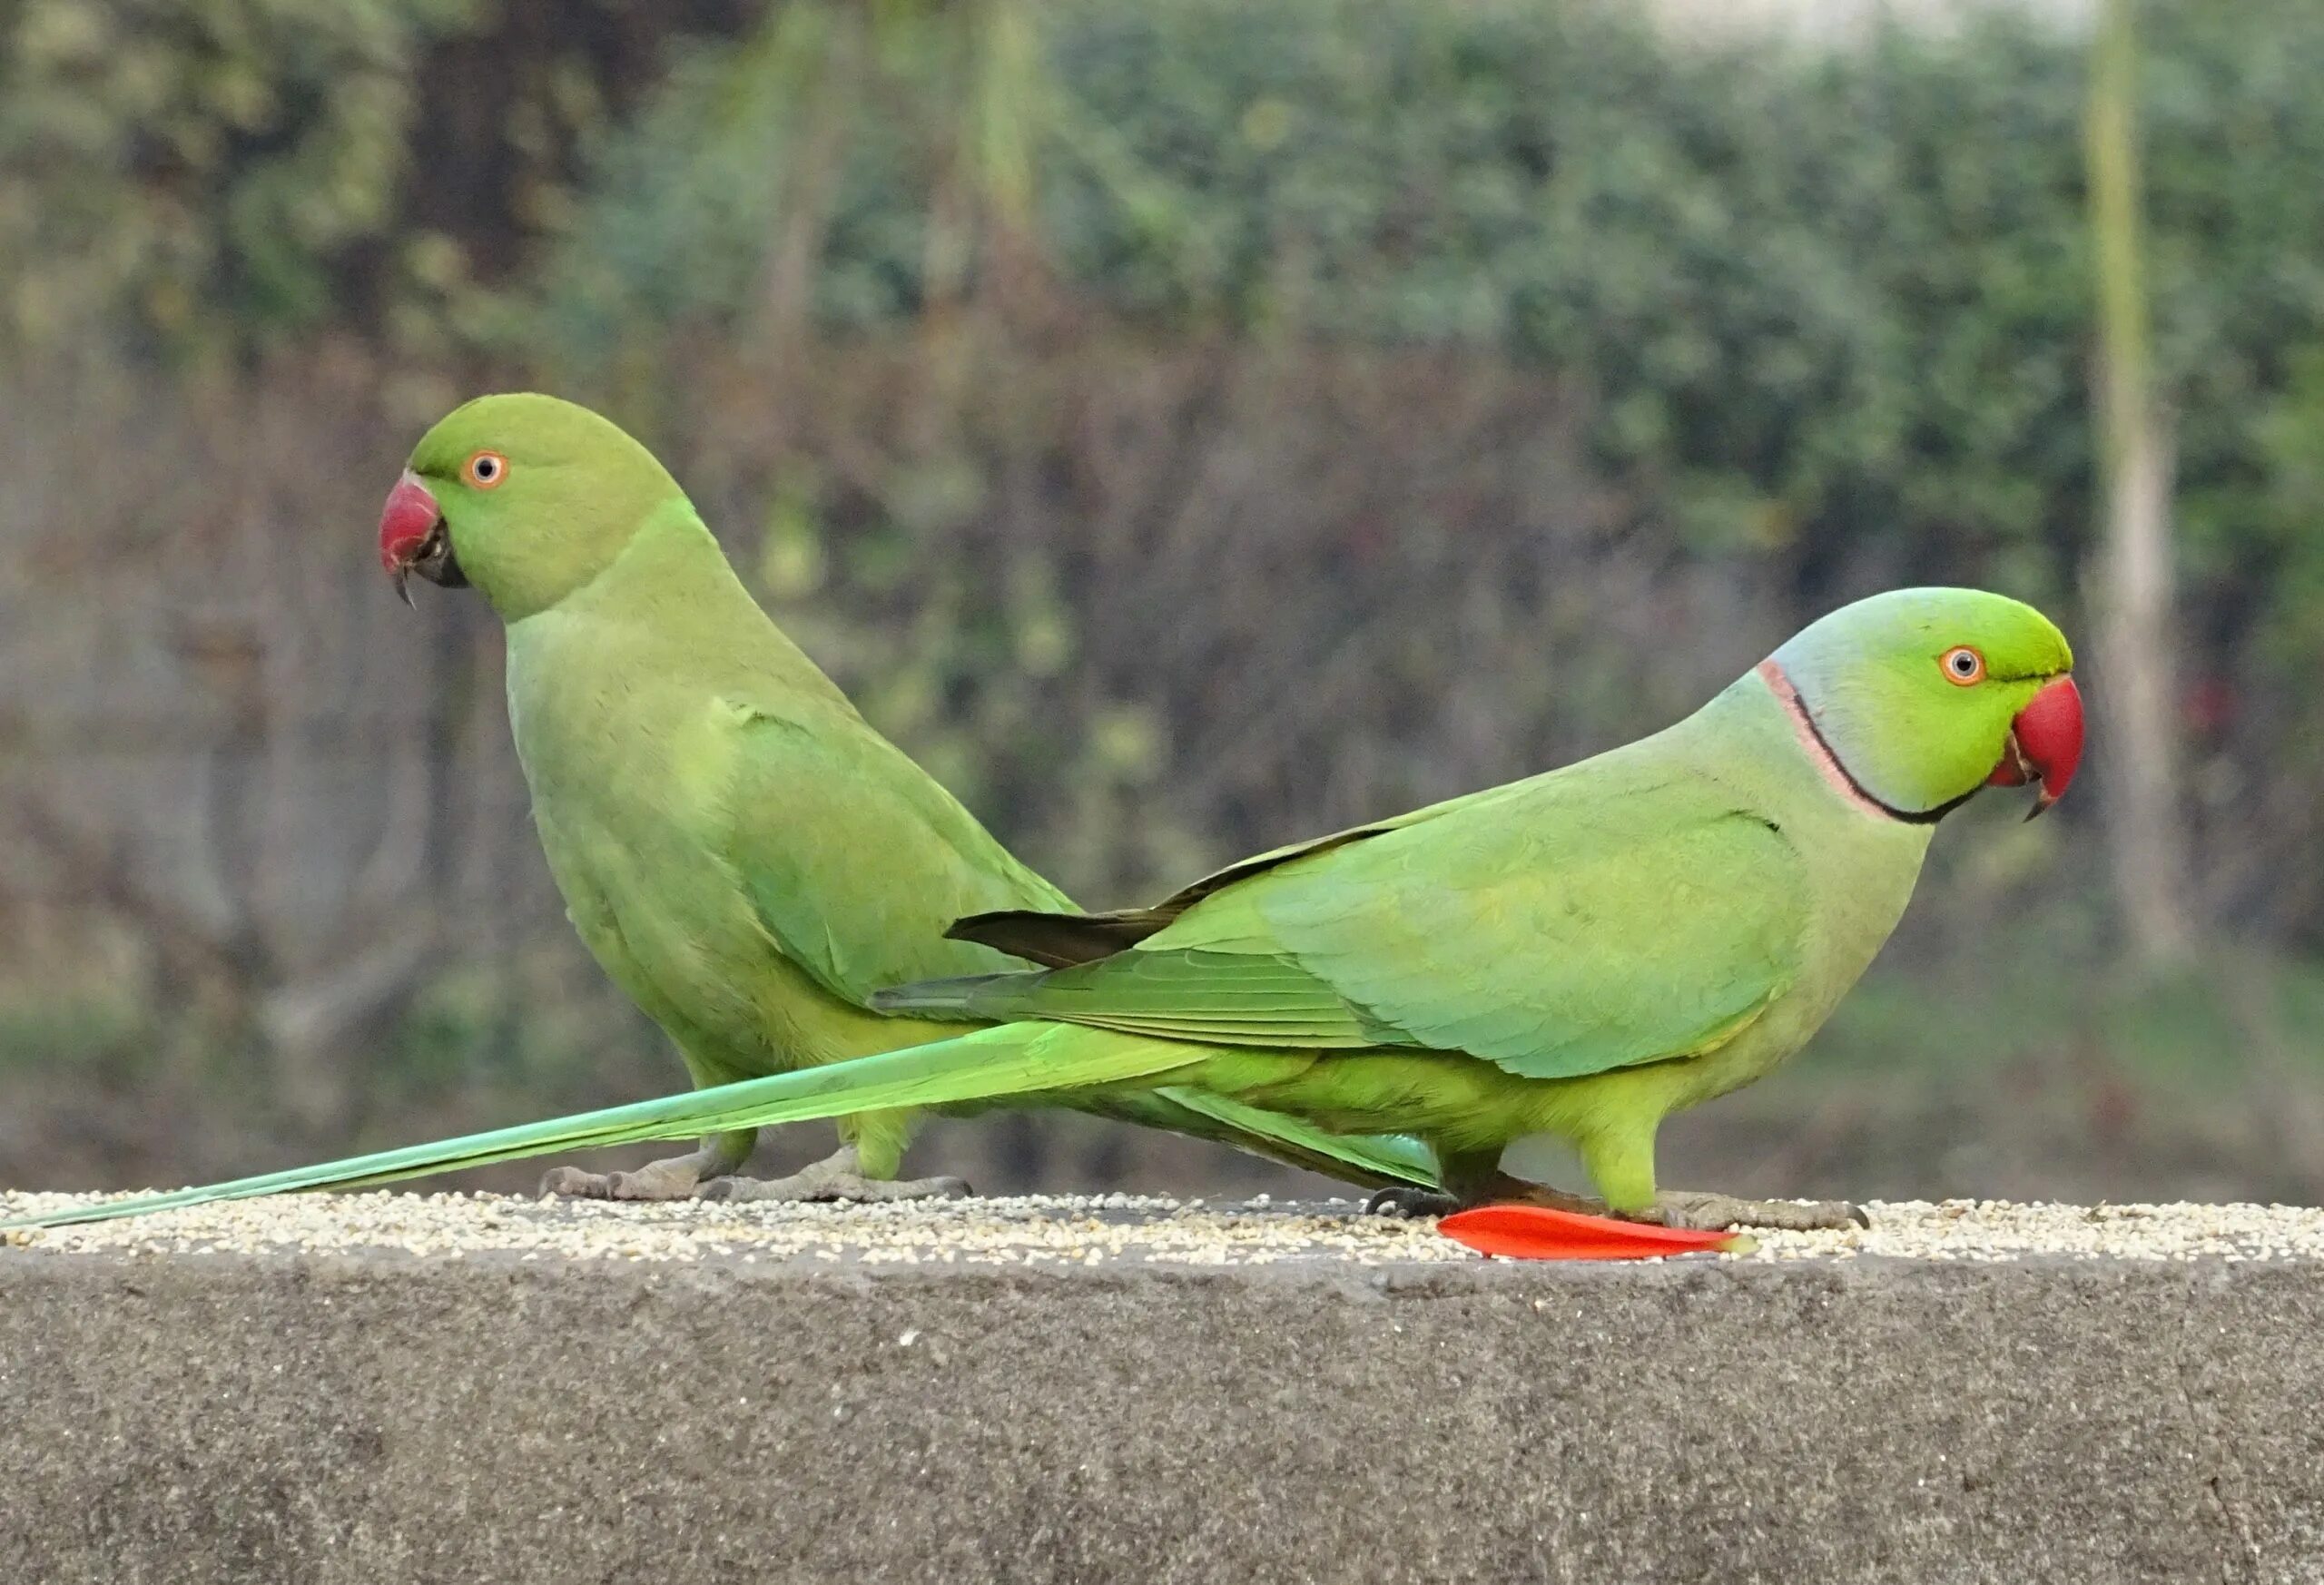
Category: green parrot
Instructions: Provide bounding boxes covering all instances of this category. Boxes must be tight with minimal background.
[364,392,1433,1202]
[5,586,2081,1235]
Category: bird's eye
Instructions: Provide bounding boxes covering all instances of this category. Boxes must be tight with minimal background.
[464,449,508,489]
[1941,645,1985,685]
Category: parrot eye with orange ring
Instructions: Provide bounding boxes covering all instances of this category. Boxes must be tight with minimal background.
[463,449,509,489]
[1941,645,1985,685]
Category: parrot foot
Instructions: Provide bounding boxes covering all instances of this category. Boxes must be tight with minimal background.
[697,1146,971,1205]
[698,1172,971,1204]
[1365,1175,1604,1219]
[1647,1191,1869,1233]
[539,1151,724,1202]
[1364,1187,1463,1219]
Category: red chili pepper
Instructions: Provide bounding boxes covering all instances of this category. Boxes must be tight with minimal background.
[1438,1204,1754,1260]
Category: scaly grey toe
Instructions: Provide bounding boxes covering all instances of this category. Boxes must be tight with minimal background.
[538,1155,714,1202]
[538,1166,616,1199]
[698,1170,972,1204]
[1364,1186,1463,1219]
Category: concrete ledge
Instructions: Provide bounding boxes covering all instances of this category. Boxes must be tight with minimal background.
[3,1203,2321,1582]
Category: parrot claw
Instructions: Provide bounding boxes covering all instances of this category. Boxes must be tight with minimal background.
[1366,1175,1603,1220]
[538,1165,612,1198]
[691,1142,970,1204]
[538,1138,756,1201]
[1364,1186,1463,1219]
[698,1170,971,1204]
[1645,1191,1869,1233]
[538,1155,717,1202]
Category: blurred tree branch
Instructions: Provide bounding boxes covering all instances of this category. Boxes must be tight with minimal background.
[2085,0,2194,970]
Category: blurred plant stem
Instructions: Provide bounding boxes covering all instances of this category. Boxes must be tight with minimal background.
[2085,0,2193,970]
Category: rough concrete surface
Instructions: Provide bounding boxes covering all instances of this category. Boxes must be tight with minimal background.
[4,1196,2323,1584]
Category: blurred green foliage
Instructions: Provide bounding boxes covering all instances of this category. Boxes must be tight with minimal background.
[0,0,759,361]
[545,0,2324,582]
[14,0,2320,635]
[0,0,476,358]
[537,0,2324,928]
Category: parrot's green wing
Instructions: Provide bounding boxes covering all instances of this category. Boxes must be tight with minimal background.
[950,813,1420,968]
[714,701,1438,1187]
[718,700,1073,1007]
[891,767,1808,1080]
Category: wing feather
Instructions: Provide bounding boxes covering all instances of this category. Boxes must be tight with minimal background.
[922,766,1807,1081]
[719,703,1068,1008]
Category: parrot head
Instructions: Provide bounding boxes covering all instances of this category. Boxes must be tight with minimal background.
[379,393,682,621]
[1762,587,2082,821]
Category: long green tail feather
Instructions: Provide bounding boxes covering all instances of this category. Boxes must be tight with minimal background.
[870,972,1022,1019]
[1137,1087,1435,1188]
[2,1023,1203,1233]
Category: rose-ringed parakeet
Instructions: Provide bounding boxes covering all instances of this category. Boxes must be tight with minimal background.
[367,392,1434,1202]
[6,587,2080,1234]
[891,586,2083,1226]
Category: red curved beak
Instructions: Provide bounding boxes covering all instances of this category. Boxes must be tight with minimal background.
[1984,675,2083,819]
[378,471,445,605]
